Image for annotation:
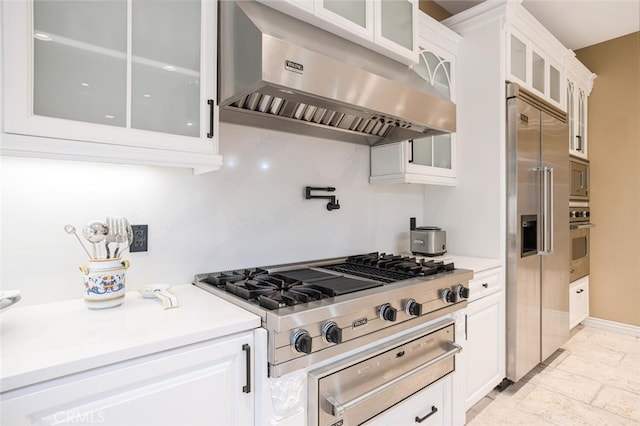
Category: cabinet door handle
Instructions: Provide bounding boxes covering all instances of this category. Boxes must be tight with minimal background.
[242,343,251,393]
[464,314,468,340]
[408,139,414,163]
[415,406,438,423]
[207,99,215,139]
[482,283,489,288]
[576,289,584,294]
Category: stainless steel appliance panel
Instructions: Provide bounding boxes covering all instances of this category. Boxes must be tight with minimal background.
[309,323,457,426]
[508,97,542,382]
[506,83,570,382]
[570,225,590,282]
[570,157,589,200]
[540,109,570,361]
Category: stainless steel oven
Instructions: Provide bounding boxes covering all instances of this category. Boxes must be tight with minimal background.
[570,157,589,201]
[194,252,471,425]
[308,321,459,426]
[570,205,595,282]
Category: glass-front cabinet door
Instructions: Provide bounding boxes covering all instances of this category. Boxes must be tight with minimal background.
[370,39,459,186]
[506,31,564,109]
[374,0,418,63]
[3,0,221,171]
[567,80,576,149]
[315,0,373,39]
[406,49,455,178]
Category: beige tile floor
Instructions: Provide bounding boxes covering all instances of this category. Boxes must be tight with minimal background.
[467,325,640,425]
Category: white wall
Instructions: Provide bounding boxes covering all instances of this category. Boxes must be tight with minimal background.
[422,19,505,260]
[0,123,425,306]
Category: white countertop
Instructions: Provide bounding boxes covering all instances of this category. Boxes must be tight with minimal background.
[441,255,503,274]
[412,253,503,274]
[0,285,260,393]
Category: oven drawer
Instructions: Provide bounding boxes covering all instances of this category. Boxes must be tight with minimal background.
[309,323,458,426]
[467,269,501,302]
[361,376,451,425]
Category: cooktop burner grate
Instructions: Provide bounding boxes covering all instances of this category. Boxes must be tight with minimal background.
[321,263,412,283]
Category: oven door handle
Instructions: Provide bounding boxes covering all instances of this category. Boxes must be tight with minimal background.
[570,223,596,230]
[326,341,462,418]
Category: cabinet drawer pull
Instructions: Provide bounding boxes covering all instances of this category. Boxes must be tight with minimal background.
[408,139,414,163]
[576,289,584,294]
[482,283,489,288]
[207,99,215,139]
[242,343,251,393]
[415,406,438,423]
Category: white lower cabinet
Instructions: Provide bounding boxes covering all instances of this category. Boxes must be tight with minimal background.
[570,276,589,329]
[363,375,452,425]
[463,268,505,411]
[0,332,255,425]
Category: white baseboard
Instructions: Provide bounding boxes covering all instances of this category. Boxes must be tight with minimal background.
[582,317,640,337]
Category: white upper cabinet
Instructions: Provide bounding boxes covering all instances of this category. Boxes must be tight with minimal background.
[370,12,460,186]
[2,0,222,173]
[259,0,419,65]
[506,26,565,109]
[566,54,596,159]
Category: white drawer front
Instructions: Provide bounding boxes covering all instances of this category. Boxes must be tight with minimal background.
[363,375,451,426]
[468,270,501,302]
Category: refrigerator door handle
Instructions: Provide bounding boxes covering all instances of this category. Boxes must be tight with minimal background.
[547,167,554,254]
[540,166,548,254]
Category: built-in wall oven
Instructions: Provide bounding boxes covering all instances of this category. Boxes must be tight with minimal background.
[570,204,595,282]
[570,157,589,201]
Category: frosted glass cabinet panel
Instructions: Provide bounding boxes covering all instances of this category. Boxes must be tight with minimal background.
[33,0,127,127]
[510,34,526,82]
[567,81,576,144]
[531,51,545,93]
[549,64,560,102]
[379,0,413,51]
[131,0,202,137]
[320,0,371,29]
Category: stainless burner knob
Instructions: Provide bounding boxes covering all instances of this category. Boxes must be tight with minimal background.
[455,284,470,299]
[378,303,397,322]
[405,299,422,316]
[291,330,312,354]
[322,321,342,344]
[441,288,457,304]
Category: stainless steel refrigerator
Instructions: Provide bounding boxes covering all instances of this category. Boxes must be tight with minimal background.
[506,82,569,382]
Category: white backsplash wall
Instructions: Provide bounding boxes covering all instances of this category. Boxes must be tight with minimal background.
[0,123,424,306]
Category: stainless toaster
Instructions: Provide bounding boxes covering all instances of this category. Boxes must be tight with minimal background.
[409,219,447,256]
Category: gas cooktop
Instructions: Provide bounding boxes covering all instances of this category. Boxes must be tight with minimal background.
[196,252,455,311]
[193,252,471,377]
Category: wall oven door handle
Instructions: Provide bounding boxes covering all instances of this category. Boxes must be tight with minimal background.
[571,223,596,230]
[326,341,462,418]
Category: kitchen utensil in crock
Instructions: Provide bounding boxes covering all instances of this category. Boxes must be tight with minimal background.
[105,217,118,259]
[64,224,92,258]
[83,221,108,259]
[114,218,133,258]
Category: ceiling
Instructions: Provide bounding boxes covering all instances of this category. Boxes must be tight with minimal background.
[434,0,640,51]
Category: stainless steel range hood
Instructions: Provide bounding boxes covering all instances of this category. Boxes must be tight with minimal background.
[218,1,456,145]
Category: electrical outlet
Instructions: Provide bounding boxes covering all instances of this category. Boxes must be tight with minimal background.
[130,225,148,252]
